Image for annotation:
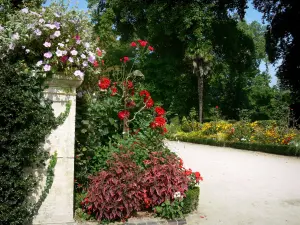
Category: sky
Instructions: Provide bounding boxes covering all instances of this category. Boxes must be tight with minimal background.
[45,0,278,86]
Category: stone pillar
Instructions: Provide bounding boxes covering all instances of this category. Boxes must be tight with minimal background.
[33,77,82,225]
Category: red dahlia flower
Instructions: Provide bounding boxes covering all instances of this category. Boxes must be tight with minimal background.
[148,46,154,51]
[145,98,154,108]
[98,77,111,90]
[130,42,137,47]
[154,116,166,127]
[118,110,130,120]
[155,106,165,116]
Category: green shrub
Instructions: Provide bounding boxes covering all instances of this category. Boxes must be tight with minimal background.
[183,187,200,214]
[0,60,56,225]
[154,199,184,220]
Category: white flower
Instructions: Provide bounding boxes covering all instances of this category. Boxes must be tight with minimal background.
[44,52,52,58]
[45,24,56,29]
[43,42,51,48]
[241,138,246,141]
[62,50,67,55]
[56,49,63,57]
[25,49,30,54]
[21,8,29,14]
[8,43,15,50]
[174,192,181,199]
[74,70,84,79]
[66,39,69,43]
[53,31,61,37]
[36,61,43,67]
[70,49,78,56]
[81,54,86,59]
[34,29,42,36]
[22,46,25,49]
[39,18,45,23]
[0,25,4,31]
[82,61,88,67]
[58,43,64,47]
[54,22,60,29]
[84,42,90,49]
[76,40,81,44]
[42,8,46,12]
[30,11,41,17]
[68,57,74,63]
[12,33,20,40]
[43,64,51,71]
[27,24,34,29]
[54,13,60,18]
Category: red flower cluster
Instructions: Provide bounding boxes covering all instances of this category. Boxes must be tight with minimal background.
[98,77,111,90]
[118,110,130,120]
[123,80,134,89]
[111,86,117,96]
[93,60,99,67]
[130,42,137,47]
[126,100,136,108]
[155,106,165,116]
[145,98,154,108]
[120,56,130,63]
[138,40,148,47]
[139,90,150,99]
[194,172,203,182]
[148,46,154,51]
[97,49,102,57]
[153,117,166,127]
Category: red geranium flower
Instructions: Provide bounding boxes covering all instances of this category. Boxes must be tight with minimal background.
[194,172,203,182]
[140,90,150,99]
[118,110,130,120]
[185,169,192,176]
[60,55,68,63]
[130,42,137,47]
[140,41,148,47]
[148,46,154,51]
[150,122,156,129]
[120,56,129,63]
[155,106,165,116]
[111,86,117,96]
[154,116,166,127]
[145,98,154,108]
[98,77,111,90]
[162,127,168,134]
[97,49,102,56]
[123,80,134,89]
[179,158,183,168]
[93,60,99,67]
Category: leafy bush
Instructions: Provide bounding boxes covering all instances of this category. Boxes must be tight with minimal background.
[143,152,189,207]
[0,60,56,225]
[82,152,144,222]
[182,187,200,214]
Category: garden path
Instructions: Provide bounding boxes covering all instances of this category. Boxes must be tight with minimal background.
[166,141,300,225]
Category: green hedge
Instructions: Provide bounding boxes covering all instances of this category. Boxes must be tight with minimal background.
[170,135,300,157]
[183,187,200,214]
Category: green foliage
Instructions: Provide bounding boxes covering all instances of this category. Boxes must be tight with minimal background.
[0,60,56,225]
[182,187,200,214]
[154,199,184,220]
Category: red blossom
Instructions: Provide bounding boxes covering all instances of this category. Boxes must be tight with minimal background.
[74,34,80,40]
[194,172,203,182]
[185,169,192,176]
[139,41,148,47]
[101,60,105,65]
[98,77,111,90]
[179,158,183,168]
[118,110,130,120]
[60,55,68,63]
[93,60,99,67]
[131,90,135,96]
[130,42,137,47]
[145,98,154,108]
[216,105,219,109]
[162,127,168,135]
[123,80,134,89]
[120,56,130,63]
[154,116,166,127]
[148,46,154,51]
[140,90,150,99]
[150,122,156,129]
[111,86,117,96]
[97,49,102,56]
[155,106,165,116]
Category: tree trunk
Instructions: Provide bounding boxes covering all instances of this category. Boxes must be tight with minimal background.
[197,73,204,123]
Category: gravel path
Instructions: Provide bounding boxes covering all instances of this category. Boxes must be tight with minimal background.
[166,141,300,225]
